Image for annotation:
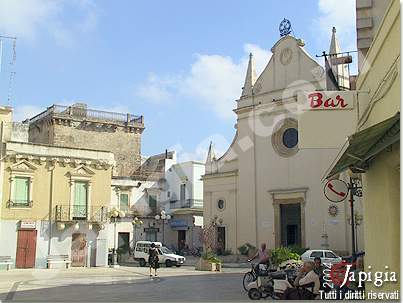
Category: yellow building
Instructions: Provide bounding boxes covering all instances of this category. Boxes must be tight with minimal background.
[327,0,400,293]
[0,107,115,268]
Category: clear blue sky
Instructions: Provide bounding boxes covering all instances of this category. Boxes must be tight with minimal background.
[0,0,356,161]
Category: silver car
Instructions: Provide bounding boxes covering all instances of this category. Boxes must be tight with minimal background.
[301,249,342,265]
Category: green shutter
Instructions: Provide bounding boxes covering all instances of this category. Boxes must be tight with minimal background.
[73,182,87,218]
[74,182,87,206]
[149,195,157,208]
[120,193,129,211]
[14,177,29,205]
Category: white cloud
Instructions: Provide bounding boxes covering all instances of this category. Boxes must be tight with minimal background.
[135,44,271,119]
[172,134,231,163]
[0,0,100,45]
[315,0,356,52]
[135,73,179,104]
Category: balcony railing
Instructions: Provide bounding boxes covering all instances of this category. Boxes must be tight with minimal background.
[169,199,203,209]
[55,205,108,223]
[27,104,144,127]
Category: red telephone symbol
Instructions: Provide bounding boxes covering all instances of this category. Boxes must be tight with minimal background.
[327,183,346,197]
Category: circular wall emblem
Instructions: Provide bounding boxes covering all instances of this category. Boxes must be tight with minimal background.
[328,204,338,217]
[280,48,293,65]
[324,179,349,203]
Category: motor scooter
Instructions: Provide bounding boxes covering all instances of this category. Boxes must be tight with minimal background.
[246,268,297,300]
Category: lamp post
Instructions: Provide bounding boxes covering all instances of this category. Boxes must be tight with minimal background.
[132,217,143,246]
[348,213,363,252]
[110,207,125,267]
[347,176,363,256]
[155,210,171,243]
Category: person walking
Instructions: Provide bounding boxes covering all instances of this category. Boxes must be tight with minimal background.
[148,243,159,277]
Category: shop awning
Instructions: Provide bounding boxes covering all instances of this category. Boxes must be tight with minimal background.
[325,112,400,179]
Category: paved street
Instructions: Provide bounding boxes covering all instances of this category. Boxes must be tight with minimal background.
[0,266,249,302]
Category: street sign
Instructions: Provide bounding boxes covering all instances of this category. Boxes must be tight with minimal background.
[324,179,349,203]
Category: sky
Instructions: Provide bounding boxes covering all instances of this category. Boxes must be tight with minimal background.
[0,0,356,162]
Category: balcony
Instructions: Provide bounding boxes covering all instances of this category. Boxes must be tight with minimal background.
[27,104,144,128]
[55,205,108,223]
[169,199,203,209]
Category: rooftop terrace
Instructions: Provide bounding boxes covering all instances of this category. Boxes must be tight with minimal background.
[25,104,144,127]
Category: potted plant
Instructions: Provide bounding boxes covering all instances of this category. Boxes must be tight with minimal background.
[195,223,222,271]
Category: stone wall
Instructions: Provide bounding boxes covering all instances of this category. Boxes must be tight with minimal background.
[28,119,142,176]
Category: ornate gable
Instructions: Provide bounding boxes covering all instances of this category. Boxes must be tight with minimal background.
[252,36,326,97]
[9,160,37,173]
[69,164,95,177]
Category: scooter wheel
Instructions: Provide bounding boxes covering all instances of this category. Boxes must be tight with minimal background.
[248,288,262,300]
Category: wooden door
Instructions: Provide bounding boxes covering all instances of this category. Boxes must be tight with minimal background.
[16,230,37,268]
[71,233,87,267]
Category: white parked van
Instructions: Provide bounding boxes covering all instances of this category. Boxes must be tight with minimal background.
[134,241,186,267]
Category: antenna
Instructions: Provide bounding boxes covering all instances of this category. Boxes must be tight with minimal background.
[0,35,17,105]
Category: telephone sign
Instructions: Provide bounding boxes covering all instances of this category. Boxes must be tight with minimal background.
[324,179,349,203]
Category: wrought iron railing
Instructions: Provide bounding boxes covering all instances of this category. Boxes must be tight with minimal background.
[169,199,203,209]
[55,205,108,223]
[27,104,144,126]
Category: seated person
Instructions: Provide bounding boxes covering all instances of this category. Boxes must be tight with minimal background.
[295,261,320,295]
[283,261,320,299]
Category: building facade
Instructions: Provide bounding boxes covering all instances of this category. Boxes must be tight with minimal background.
[0,107,114,268]
[107,152,176,262]
[163,161,204,253]
[203,32,364,255]
[327,0,400,292]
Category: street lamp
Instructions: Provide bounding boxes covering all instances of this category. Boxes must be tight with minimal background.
[347,172,363,256]
[132,217,143,246]
[348,213,364,252]
[110,207,125,267]
[155,210,171,243]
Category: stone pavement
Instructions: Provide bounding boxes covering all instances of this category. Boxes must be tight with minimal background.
[0,266,249,302]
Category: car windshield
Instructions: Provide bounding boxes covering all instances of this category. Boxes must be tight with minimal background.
[160,246,173,254]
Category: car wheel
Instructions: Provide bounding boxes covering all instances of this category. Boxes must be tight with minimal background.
[165,260,173,267]
[139,259,146,267]
[175,265,181,267]
[248,288,262,300]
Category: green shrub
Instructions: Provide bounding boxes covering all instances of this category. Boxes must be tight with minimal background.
[270,247,300,266]
[202,249,222,264]
[288,245,309,256]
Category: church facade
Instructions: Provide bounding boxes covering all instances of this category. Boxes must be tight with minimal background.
[203,30,364,255]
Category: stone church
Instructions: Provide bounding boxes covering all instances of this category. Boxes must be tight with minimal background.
[203,28,364,255]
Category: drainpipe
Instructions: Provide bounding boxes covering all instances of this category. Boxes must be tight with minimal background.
[47,163,55,255]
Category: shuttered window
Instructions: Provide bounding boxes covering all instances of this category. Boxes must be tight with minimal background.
[73,182,87,218]
[149,195,157,211]
[119,193,129,212]
[14,177,30,206]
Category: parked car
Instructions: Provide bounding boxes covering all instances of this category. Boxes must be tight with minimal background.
[301,249,342,264]
[134,241,186,267]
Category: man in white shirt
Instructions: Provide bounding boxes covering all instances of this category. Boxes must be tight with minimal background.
[294,261,320,295]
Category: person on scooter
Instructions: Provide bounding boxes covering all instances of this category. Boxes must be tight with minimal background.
[248,243,270,273]
[313,257,325,279]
